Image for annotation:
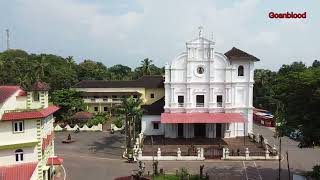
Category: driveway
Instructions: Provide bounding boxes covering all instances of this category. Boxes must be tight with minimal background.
[54,127,319,180]
[55,131,135,180]
[55,131,125,159]
[253,123,320,173]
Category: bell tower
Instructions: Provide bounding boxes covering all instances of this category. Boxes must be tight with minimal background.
[27,81,50,109]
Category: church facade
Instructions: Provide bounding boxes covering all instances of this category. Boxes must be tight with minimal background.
[141,31,259,139]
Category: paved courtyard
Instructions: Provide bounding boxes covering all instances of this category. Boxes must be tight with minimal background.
[54,124,320,180]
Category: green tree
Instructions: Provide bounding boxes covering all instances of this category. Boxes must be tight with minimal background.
[312,60,320,68]
[273,68,320,146]
[140,58,153,76]
[253,69,277,111]
[278,61,307,75]
[34,55,49,81]
[108,64,132,80]
[118,97,142,149]
[77,60,108,80]
[50,89,85,124]
[87,113,108,127]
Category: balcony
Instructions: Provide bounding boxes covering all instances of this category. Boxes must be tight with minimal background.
[217,102,223,107]
[178,103,184,107]
[83,98,122,104]
[196,103,204,107]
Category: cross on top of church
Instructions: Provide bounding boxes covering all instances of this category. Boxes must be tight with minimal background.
[198,26,203,37]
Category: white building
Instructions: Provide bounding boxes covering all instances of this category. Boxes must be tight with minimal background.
[142,31,259,139]
[0,82,61,180]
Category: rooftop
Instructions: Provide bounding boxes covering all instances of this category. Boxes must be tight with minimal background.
[74,75,164,89]
[30,81,50,91]
[0,86,21,104]
[1,105,59,121]
[0,162,37,180]
[224,47,260,62]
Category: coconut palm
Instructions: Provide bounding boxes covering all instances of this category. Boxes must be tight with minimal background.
[140,58,152,76]
[34,56,48,81]
[118,96,143,149]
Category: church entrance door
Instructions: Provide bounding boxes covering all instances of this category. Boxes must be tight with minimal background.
[194,123,206,137]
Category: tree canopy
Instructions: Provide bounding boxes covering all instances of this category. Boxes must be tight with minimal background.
[0,49,164,89]
[254,60,320,146]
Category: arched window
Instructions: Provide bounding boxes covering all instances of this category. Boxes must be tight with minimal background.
[15,149,23,162]
[238,65,244,76]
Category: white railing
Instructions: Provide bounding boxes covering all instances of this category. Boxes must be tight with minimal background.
[222,147,278,160]
[178,103,184,107]
[135,147,205,161]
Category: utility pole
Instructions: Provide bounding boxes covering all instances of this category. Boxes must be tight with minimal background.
[286,151,291,180]
[5,29,10,50]
[278,137,282,180]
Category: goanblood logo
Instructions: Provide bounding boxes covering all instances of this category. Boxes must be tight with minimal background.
[269,12,307,19]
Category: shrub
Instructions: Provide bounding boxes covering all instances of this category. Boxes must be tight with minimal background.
[179,167,189,179]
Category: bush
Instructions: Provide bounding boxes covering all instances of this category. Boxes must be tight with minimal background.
[87,113,107,126]
[307,165,320,179]
[178,167,189,179]
[113,116,124,128]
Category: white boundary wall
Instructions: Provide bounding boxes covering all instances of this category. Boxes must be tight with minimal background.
[54,124,102,131]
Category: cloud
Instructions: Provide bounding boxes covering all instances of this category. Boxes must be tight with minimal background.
[0,0,318,70]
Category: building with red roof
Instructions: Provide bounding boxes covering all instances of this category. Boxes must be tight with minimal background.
[0,82,62,180]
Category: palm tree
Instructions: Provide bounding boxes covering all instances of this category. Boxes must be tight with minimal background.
[140,58,153,76]
[119,96,142,149]
[66,56,75,69]
[35,56,48,81]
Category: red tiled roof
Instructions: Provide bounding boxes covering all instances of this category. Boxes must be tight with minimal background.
[0,86,21,103]
[18,90,27,96]
[225,47,260,61]
[30,81,50,91]
[1,106,60,121]
[0,162,37,180]
[47,157,63,165]
[73,111,93,120]
[161,113,245,123]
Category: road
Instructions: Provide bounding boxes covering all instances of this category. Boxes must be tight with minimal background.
[253,123,320,173]
[54,124,320,180]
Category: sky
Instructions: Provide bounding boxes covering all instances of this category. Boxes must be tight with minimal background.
[0,0,319,71]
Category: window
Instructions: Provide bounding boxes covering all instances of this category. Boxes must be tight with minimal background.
[178,96,184,107]
[15,149,23,162]
[197,67,205,74]
[112,95,117,98]
[150,93,155,98]
[33,92,39,102]
[104,107,108,112]
[217,95,223,107]
[94,107,98,112]
[133,95,138,99]
[196,95,204,107]
[103,96,108,101]
[153,123,159,130]
[238,65,244,76]
[13,121,24,133]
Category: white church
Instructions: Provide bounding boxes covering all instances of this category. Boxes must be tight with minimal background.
[141,29,259,139]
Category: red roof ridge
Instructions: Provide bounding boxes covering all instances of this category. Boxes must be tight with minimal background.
[1,105,60,121]
[0,86,22,103]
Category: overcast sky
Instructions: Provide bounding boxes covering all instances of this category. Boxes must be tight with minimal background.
[0,0,319,70]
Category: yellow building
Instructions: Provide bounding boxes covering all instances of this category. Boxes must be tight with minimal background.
[73,76,165,114]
